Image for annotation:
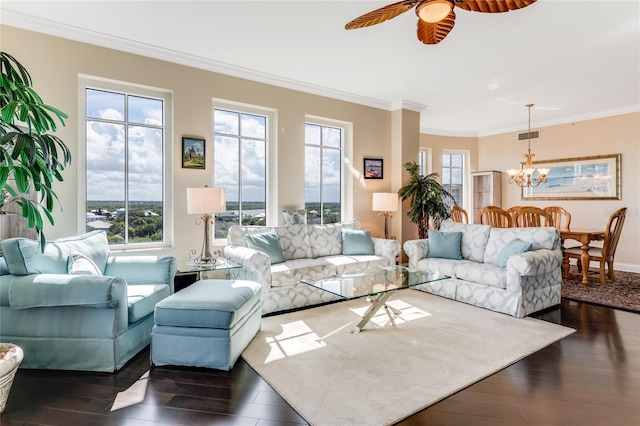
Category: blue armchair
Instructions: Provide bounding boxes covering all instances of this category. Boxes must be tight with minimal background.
[0,230,176,372]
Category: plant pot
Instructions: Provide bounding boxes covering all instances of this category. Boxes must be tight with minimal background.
[0,343,23,413]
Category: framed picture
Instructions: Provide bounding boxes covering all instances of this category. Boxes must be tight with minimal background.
[364,158,383,179]
[521,153,621,200]
[182,137,205,169]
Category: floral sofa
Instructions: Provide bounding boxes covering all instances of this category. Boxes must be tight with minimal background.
[224,220,401,314]
[404,220,562,318]
[0,230,176,372]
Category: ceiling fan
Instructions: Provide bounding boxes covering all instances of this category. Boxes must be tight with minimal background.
[345,0,537,45]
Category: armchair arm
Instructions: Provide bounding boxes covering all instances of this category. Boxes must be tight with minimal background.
[104,255,176,293]
[403,239,429,269]
[8,274,127,310]
[507,248,563,276]
[372,238,401,264]
[223,245,271,291]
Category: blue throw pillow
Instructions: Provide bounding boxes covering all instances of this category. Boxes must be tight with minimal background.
[342,229,375,255]
[496,238,533,269]
[427,230,462,260]
[245,231,286,264]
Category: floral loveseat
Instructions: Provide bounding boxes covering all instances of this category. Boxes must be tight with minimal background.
[0,230,176,372]
[404,220,562,318]
[224,220,401,314]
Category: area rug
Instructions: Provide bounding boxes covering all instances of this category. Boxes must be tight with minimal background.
[242,290,575,426]
[562,268,640,313]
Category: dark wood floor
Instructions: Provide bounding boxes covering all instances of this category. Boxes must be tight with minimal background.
[2,299,639,426]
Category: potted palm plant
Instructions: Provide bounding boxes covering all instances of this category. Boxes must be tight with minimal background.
[398,161,455,238]
[0,52,71,249]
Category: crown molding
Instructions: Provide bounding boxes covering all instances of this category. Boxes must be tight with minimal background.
[420,127,480,138]
[391,100,427,113]
[478,104,640,137]
[1,11,393,111]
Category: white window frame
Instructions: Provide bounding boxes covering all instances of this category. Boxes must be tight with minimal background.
[441,149,470,210]
[78,75,174,251]
[419,148,432,176]
[305,115,353,223]
[212,99,278,242]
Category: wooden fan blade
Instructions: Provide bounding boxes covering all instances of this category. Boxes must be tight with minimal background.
[417,9,455,44]
[455,0,537,13]
[345,0,421,30]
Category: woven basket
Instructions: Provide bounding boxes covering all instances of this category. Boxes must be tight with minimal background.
[0,343,23,413]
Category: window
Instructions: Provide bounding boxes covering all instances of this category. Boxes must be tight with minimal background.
[305,122,343,224]
[213,107,270,238]
[82,79,172,248]
[442,152,464,207]
[419,148,432,176]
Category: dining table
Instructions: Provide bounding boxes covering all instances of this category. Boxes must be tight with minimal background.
[560,228,606,285]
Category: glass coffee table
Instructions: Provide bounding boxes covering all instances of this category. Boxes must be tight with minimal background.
[301,266,447,333]
[177,258,242,280]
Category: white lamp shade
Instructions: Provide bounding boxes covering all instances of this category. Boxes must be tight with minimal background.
[187,187,226,214]
[372,192,399,212]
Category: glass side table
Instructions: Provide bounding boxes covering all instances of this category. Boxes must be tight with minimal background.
[177,258,242,280]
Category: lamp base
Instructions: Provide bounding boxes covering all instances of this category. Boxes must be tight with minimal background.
[379,211,393,240]
[189,213,219,265]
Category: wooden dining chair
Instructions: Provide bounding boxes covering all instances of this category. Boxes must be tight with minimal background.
[543,206,571,231]
[477,206,512,228]
[514,206,552,228]
[450,205,469,224]
[505,206,522,224]
[563,207,627,285]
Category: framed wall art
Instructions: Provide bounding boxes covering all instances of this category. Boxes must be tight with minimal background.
[364,158,383,179]
[182,137,206,169]
[521,153,621,200]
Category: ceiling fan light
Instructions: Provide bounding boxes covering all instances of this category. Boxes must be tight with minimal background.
[417,0,453,23]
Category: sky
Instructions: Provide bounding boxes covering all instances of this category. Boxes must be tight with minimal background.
[86,89,164,202]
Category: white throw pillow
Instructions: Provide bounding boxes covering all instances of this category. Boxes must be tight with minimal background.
[67,250,103,276]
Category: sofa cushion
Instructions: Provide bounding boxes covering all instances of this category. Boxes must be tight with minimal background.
[0,230,109,276]
[308,221,360,258]
[271,258,339,288]
[455,261,507,289]
[496,238,533,269]
[439,220,491,263]
[68,250,103,276]
[229,225,313,260]
[341,229,374,255]
[244,231,286,264]
[282,209,307,225]
[484,227,558,266]
[332,254,391,275]
[427,230,462,260]
[415,258,458,278]
[128,284,171,323]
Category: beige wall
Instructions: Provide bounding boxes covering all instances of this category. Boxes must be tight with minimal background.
[478,113,639,269]
[0,26,395,263]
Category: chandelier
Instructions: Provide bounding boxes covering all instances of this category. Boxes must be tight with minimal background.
[507,103,550,188]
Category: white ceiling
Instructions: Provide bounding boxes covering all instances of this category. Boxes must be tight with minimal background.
[2,0,639,136]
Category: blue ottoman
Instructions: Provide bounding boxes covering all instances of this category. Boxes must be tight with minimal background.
[151,279,261,370]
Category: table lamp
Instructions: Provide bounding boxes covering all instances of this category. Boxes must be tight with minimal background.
[372,192,399,240]
[187,186,226,264]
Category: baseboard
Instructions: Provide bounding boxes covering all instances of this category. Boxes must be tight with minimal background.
[616,262,640,273]
[566,258,639,274]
